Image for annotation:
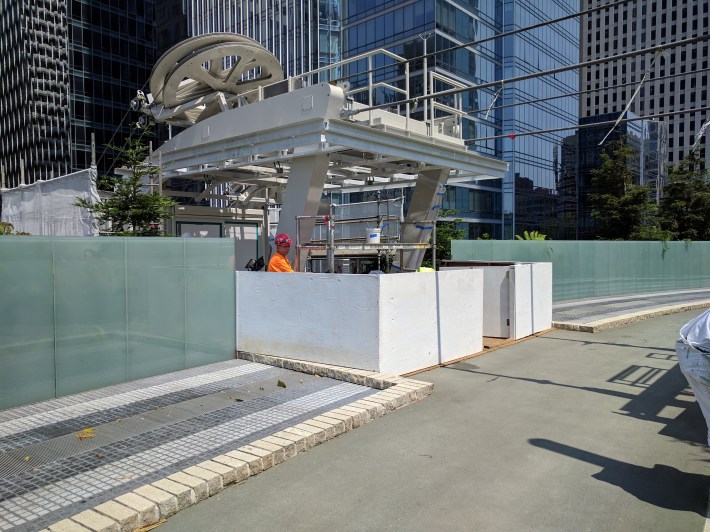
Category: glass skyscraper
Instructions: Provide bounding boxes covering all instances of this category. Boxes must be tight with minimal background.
[499,1,579,239]
[575,112,668,239]
[0,0,158,187]
[581,0,709,168]
[341,0,579,239]
[184,0,342,77]
[177,0,579,239]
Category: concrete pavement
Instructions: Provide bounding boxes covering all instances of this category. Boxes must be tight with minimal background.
[2,294,710,531]
[162,310,710,532]
[553,289,710,332]
[0,358,431,531]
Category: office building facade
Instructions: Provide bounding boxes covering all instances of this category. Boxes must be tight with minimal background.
[0,0,158,188]
[179,0,579,239]
[341,0,580,239]
[184,0,341,77]
[581,0,709,167]
[575,112,668,239]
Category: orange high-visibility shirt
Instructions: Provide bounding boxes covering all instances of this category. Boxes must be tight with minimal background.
[267,253,293,272]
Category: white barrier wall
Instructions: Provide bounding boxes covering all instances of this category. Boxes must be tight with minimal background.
[235,269,483,375]
[510,263,552,339]
[442,262,552,340]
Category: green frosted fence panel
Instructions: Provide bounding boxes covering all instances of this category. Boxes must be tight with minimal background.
[184,239,236,368]
[451,240,710,301]
[0,238,56,409]
[53,238,128,396]
[0,236,238,411]
[126,238,187,380]
[567,241,586,300]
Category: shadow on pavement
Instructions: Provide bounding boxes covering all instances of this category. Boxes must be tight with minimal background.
[446,361,707,445]
[612,364,708,445]
[444,363,635,400]
[539,333,677,353]
[530,438,710,516]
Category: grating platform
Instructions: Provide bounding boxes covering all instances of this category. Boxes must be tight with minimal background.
[0,359,378,531]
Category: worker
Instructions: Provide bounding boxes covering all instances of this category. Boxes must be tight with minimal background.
[267,233,294,272]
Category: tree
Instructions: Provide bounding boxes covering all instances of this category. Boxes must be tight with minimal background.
[590,137,668,240]
[659,152,710,241]
[75,130,177,236]
[421,209,466,269]
[515,230,546,240]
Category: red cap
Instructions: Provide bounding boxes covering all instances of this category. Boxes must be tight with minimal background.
[275,233,292,247]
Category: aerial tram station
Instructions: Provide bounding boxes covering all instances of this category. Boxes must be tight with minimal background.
[133,33,508,272]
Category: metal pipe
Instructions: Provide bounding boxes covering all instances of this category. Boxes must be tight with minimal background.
[327,203,335,273]
[420,33,431,126]
[367,55,373,126]
[295,216,301,272]
[262,187,270,263]
[432,219,437,271]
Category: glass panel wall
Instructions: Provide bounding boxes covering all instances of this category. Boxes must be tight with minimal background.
[0,237,236,410]
[452,240,710,301]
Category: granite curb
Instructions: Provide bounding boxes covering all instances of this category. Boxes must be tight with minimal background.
[42,355,432,532]
[553,300,710,333]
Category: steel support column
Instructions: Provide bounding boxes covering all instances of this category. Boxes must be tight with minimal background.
[398,167,450,271]
[276,154,330,269]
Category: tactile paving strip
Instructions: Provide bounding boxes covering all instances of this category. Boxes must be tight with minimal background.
[0,366,287,454]
[0,361,377,531]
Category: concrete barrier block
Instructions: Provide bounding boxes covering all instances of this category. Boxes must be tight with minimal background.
[167,471,209,502]
[197,459,239,486]
[248,439,286,464]
[313,415,346,436]
[239,444,275,470]
[292,422,327,444]
[152,478,197,510]
[93,500,139,532]
[114,493,160,529]
[273,430,308,452]
[48,519,92,531]
[262,435,297,459]
[225,449,263,474]
[211,455,250,483]
[133,485,178,519]
[182,466,224,496]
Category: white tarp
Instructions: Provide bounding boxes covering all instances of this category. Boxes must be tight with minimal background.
[676,307,710,445]
[1,168,99,236]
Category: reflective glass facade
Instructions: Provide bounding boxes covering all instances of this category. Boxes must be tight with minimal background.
[575,112,669,239]
[176,1,580,239]
[185,0,342,77]
[342,0,508,239]
[0,1,158,188]
[581,0,709,169]
[500,0,579,239]
[341,0,579,239]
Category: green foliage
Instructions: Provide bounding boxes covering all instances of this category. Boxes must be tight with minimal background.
[659,152,710,241]
[75,130,177,236]
[590,137,666,240]
[515,230,546,240]
[421,209,466,269]
[0,222,30,235]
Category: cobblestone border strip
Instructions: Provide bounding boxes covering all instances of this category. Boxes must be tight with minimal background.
[41,354,432,532]
[553,301,710,333]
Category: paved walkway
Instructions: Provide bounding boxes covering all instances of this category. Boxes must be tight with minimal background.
[0,358,428,531]
[553,289,710,332]
[163,310,710,532]
[2,296,710,531]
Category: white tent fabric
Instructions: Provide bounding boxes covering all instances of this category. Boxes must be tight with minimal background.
[1,168,99,236]
[676,307,710,445]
